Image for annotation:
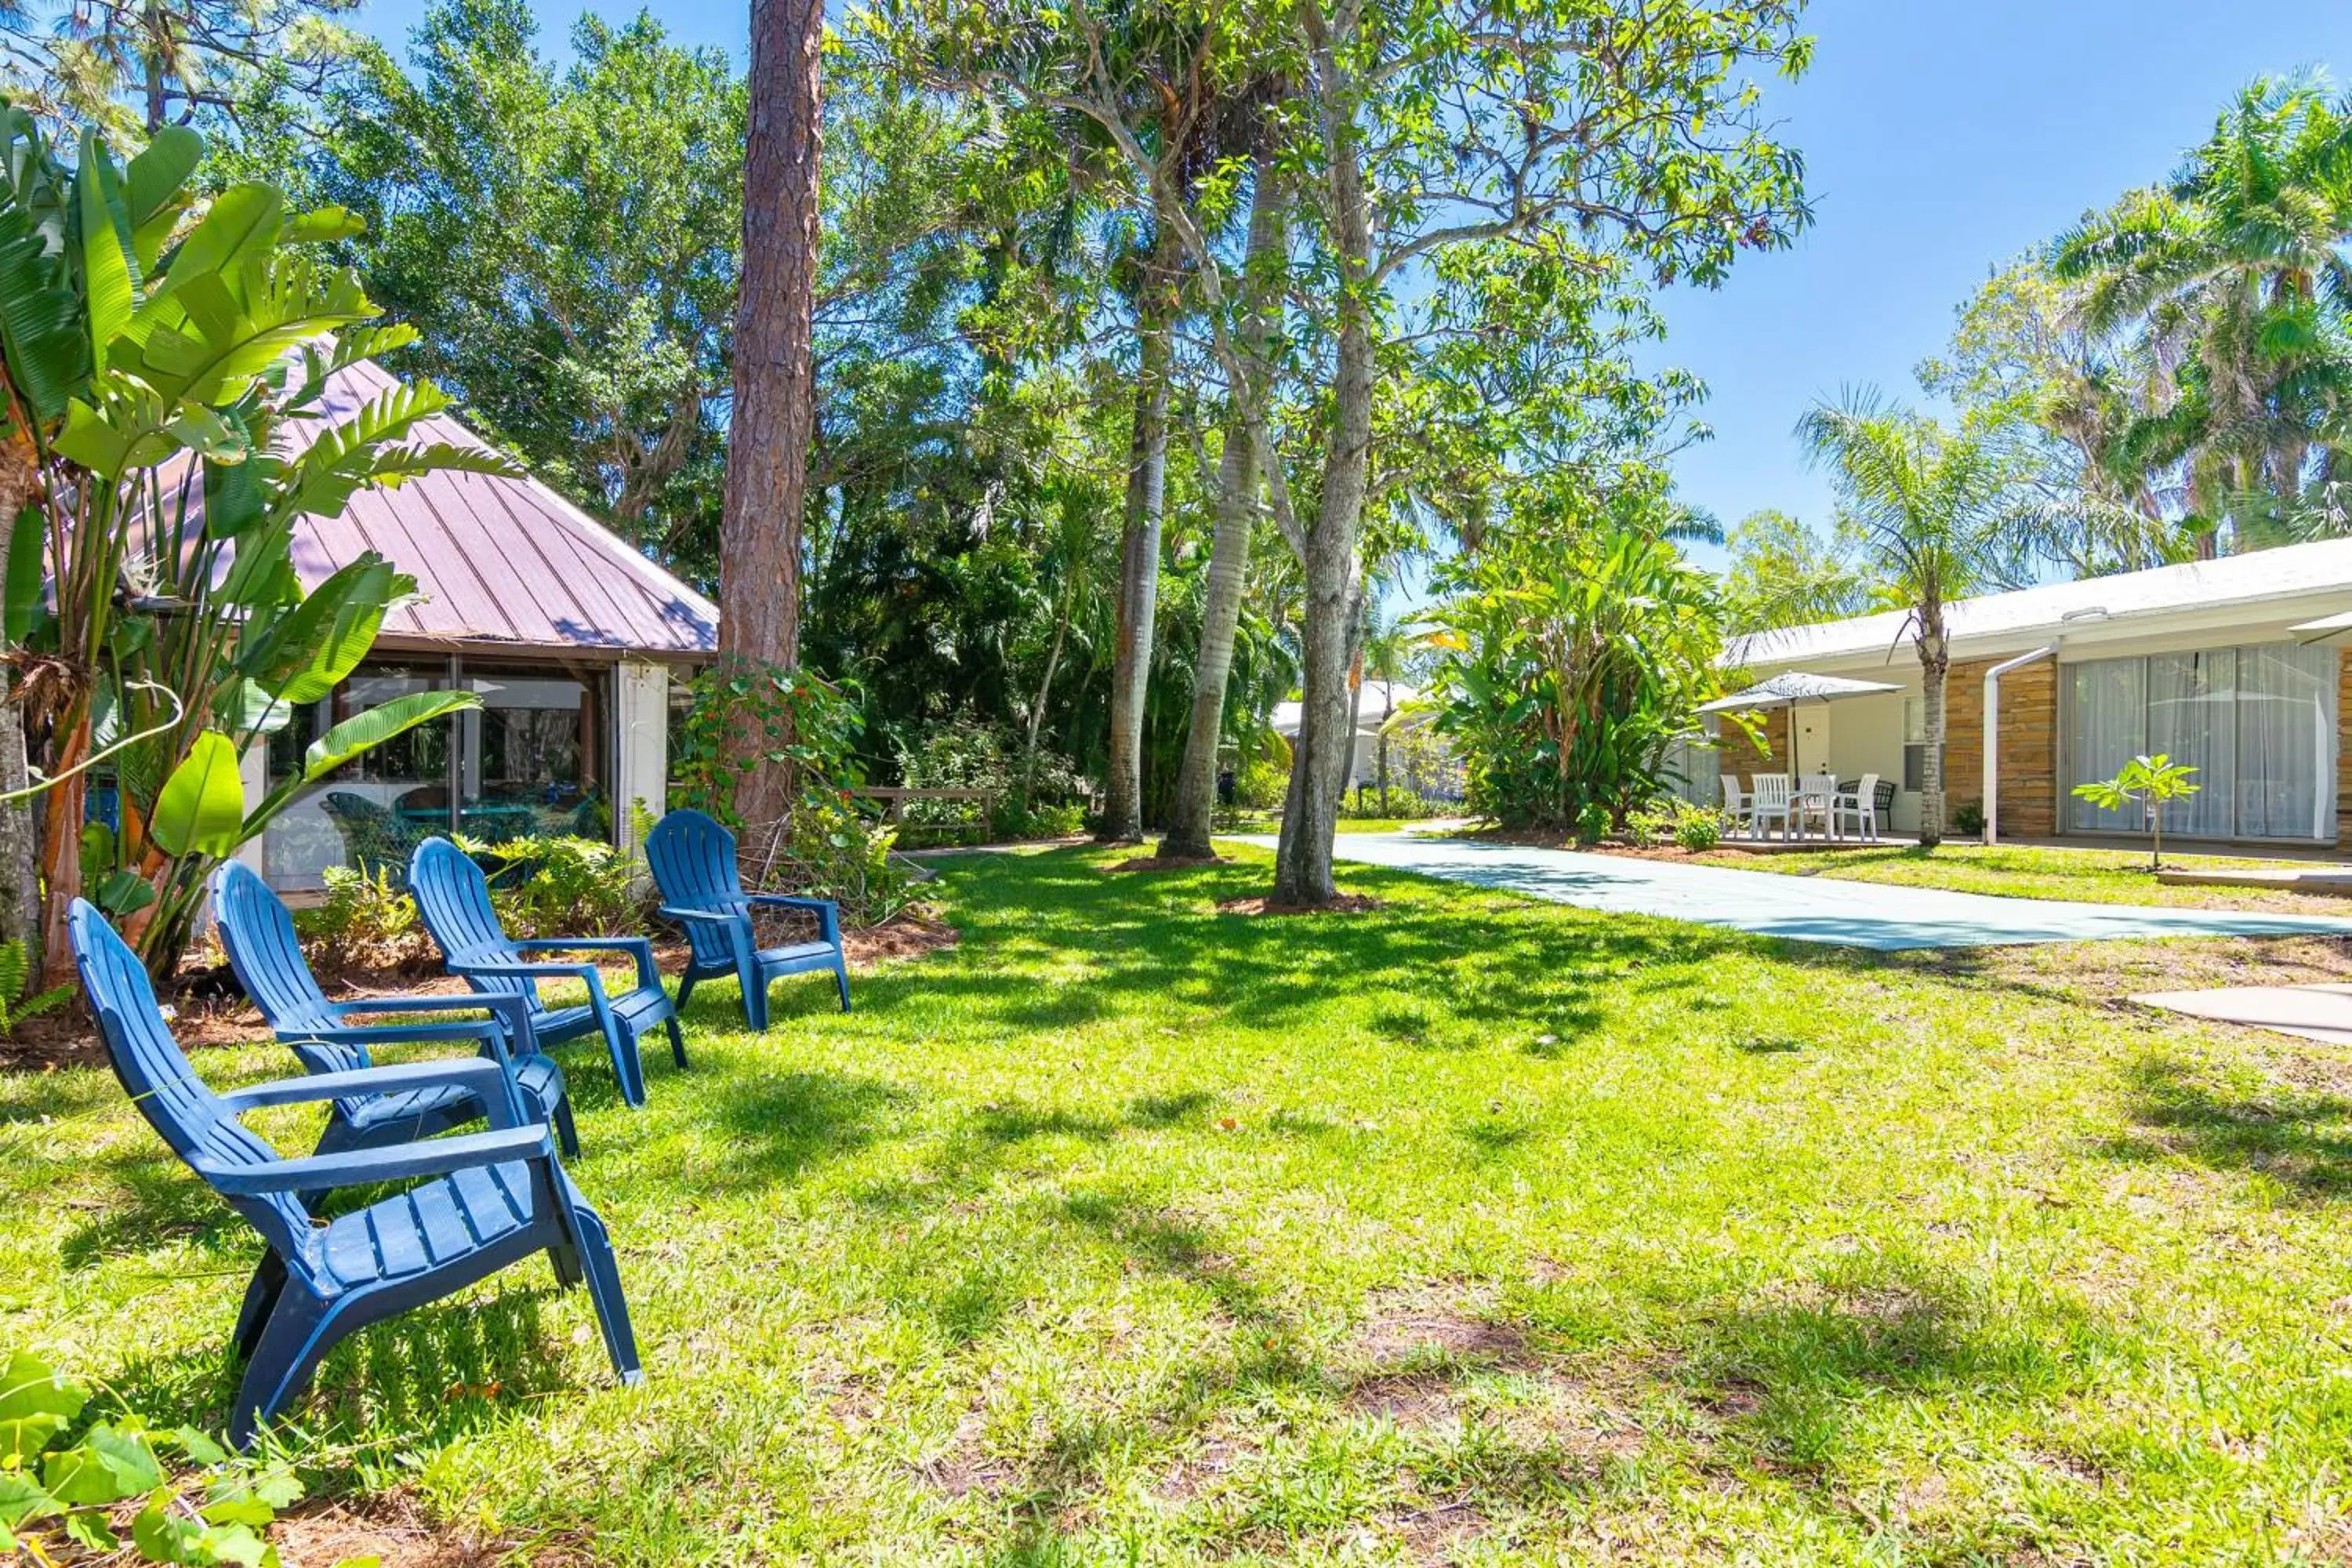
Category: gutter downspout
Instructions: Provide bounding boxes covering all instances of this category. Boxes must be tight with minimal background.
[1982,644,2058,846]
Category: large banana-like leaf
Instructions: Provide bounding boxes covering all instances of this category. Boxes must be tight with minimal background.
[149,730,245,858]
[281,205,364,245]
[120,252,373,407]
[301,689,478,782]
[146,183,281,303]
[51,376,176,481]
[238,554,405,704]
[5,505,45,643]
[74,133,134,376]
[271,383,517,524]
[124,126,201,272]
[0,205,87,422]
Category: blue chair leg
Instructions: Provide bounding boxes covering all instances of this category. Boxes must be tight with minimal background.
[551,1094,581,1159]
[665,1014,688,1069]
[299,1115,367,1212]
[230,1290,350,1450]
[231,1253,287,1364]
[566,1203,643,1384]
[546,1241,583,1288]
[736,953,768,1033]
[674,971,698,1016]
[833,954,851,1013]
[599,1018,648,1109]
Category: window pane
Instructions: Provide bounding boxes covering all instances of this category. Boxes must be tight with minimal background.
[458,666,611,841]
[2066,655,2147,833]
[2147,649,2234,839]
[261,659,454,892]
[2236,642,2333,840]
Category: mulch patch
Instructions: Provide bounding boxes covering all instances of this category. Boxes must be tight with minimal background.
[1108,854,1229,873]
[1216,894,1386,916]
[270,1489,588,1567]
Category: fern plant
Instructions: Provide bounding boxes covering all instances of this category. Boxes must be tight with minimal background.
[0,939,71,1035]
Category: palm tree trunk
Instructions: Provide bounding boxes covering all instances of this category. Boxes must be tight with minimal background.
[1916,597,1949,848]
[1019,581,1074,814]
[717,0,825,831]
[1272,9,1374,907]
[1159,162,1284,861]
[1100,227,1175,844]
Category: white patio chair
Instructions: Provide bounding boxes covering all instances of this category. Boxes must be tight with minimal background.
[1798,772,1838,840]
[1832,772,1882,842]
[1719,774,1751,833]
[1748,774,1791,840]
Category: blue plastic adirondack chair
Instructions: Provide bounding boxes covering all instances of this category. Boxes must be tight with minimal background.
[70,900,641,1449]
[645,809,850,1030]
[408,837,682,1108]
[209,861,578,1163]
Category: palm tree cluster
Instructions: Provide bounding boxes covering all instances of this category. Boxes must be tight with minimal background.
[2050,74,2352,555]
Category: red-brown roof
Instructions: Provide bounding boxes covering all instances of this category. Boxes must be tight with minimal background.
[287,360,718,662]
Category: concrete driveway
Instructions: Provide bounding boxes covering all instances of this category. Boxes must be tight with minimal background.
[1265,833,2352,951]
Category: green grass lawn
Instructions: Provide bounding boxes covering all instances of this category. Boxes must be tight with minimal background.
[8,846,2352,1563]
[1683,840,2352,915]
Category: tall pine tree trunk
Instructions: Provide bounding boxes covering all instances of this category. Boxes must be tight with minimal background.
[1099,227,1175,844]
[718,0,824,831]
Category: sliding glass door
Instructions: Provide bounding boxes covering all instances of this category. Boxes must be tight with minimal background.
[2063,642,2334,841]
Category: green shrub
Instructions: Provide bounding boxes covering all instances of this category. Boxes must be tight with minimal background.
[1673,805,1725,851]
[1951,798,1986,837]
[467,834,650,938]
[992,800,1085,840]
[301,865,437,974]
[1233,757,1289,811]
[1625,798,1727,851]
[764,792,921,925]
[1338,789,1447,821]
[1575,801,1611,845]
[0,1348,310,1565]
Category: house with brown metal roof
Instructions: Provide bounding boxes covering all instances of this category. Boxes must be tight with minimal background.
[243,361,719,893]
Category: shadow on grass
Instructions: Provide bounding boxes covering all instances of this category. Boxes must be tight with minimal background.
[105,1286,571,1452]
[701,1070,916,1192]
[2101,1053,2352,1199]
[1684,1253,2099,1472]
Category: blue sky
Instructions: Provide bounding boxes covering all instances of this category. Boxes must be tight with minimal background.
[352,0,2352,575]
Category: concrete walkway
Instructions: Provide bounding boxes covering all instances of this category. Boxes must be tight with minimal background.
[1258,833,2352,951]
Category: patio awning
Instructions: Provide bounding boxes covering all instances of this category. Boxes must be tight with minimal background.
[2289,608,2352,638]
[1697,672,1901,713]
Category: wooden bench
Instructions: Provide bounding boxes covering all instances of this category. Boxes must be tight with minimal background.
[849,787,999,847]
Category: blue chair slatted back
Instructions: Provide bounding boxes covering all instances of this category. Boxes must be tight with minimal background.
[70,900,314,1265]
[209,861,363,1076]
[408,837,536,1005]
[644,810,746,970]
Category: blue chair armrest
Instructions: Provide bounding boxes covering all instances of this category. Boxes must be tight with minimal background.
[747,894,840,941]
[333,993,517,1018]
[222,1058,524,1127]
[197,1125,553,1196]
[295,1019,504,1050]
[332,990,536,1061]
[657,905,741,926]
[511,937,658,989]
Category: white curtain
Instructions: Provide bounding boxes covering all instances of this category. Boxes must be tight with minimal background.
[2237,643,2333,841]
[2066,657,2147,832]
[2147,650,2236,839]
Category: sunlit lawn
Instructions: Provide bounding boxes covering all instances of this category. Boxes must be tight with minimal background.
[7,844,2352,1562]
[1684,840,2352,915]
